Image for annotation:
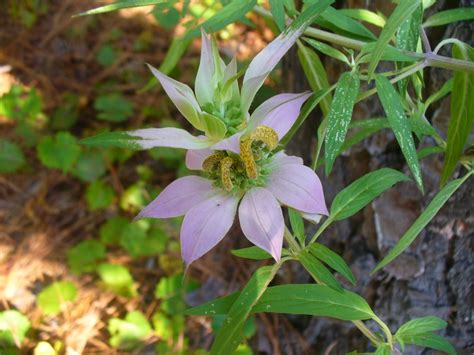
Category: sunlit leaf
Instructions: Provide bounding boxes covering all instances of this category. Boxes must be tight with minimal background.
[318,6,376,40]
[0,310,31,347]
[37,281,78,316]
[423,8,474,27]
[97,263,136,297]
[108,311,152,350]
[339,8,386,27]
[75,0,168,17]
[304,38,350,65]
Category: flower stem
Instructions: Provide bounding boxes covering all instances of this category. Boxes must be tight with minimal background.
[308,216,333,244]
[284,227,302,253]
[353,320,382,346]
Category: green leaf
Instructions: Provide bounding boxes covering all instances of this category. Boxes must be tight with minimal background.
[340,118,390,153]
[97,263,136,297]
[97,44,117,66]
[424,78,453,110]
[100,216,130,245]
[253,284,375,321]
[372,174,470,273]
[308,243,356,285]
[296,43,332,116]
[0,310,31,347]
[330,168,410,221]
[269,0,286,32]
[440,43,474,186]
[72,149,106,182]
[375,343,391,355]
[37,132,81,173]
[375,75,423,192]
[85,180,115,210]
[67,239,106,275]
[37,281,78,316]
[75,0,168,16]
[324,71,360,175]
[152,5,180,30]
[288,208,305,244]
[423,8,474,27]
[367,0,421,80]
[108,311,152,350]
[185,293,239,316]
[201,112,227,140]
[299,249,343,292]
[0,140,26,173]
[339,8,386,28]
[304,38,350,65]
[400,333,456,355]
[231,246,272,260]
[359,42,417,63]
[94,93,133,122]
[417,146,444,160]
[396,316,447,338]
[319,7,376,40]
[210,264,279,354]
[81,131,143,149]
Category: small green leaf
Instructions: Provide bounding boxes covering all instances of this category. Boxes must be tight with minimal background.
[152,5,180,30]
[85,180,115,210]
[72,149,106,182]
[231,246,272,260]
[108,311,152,350]
[308,243,356,285]
[67,239,106,275]
[37,281,78,316]
[396,316,447,338]
[375,75,423,192]
[304,38,350,65]
[81,131,143,149]
[37,132,81,173]
[330,168,410,221]
[0,310,31,347]
[99,216,130,245]
[299,249,343,292]
[201,112,227,139]
[367,0,421,80]
[0,140,26,173]
[324,71,360,175]
[269,0,286,32]
[94,93,133,122]
[441,43,474,186]
[75,0,168,16]
[185,293,238,316]
[318,6,376,40]
[210,264,279,354]
[97,263,136,297]
[373,174,470,273]
[400,333,456,355]
[423,8,474,27]
[97,44,117,66]
[339,8,386,27]
[424,78,453,110]
[288,208,305,244]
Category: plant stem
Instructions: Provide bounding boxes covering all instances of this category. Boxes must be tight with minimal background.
[308,216,333,244]
[373,315,394,349]
[253,6,474,74]
[353,320,382,346]
[284,227,302,253]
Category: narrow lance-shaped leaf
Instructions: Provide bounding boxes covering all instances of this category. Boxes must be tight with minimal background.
[400,333,456,355]
[288,208,305,245]
[299,249,343,292]
[304,38,350,65]
[308,243,356,285]
[330,168,410,221]
[324,71,360,175]
[231,246,272,260]
[423,8,474,27]
[376,74,424,192]
[367,0,421,80]
[75,0,168,17]
[372,173,472,273]
[269,0,286,32]
[210,264,279,354]
[340,118,390,153]
[396,316,447,338]
[318,6,377,40]
[440,43,474,186]
[339,8,386,27]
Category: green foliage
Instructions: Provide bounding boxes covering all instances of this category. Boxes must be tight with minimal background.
[94,93,133,122]
[0,310,31,347]
[152,313,184,342]
[155,275,199,316]
[308,243,356,285]
[99,216,131,245]
[81,131,143,149]
[108,311,152,350]
[97,263,137,297]
[97,44,117,66]
[269,0,286,32]
[37,132,81,173]
[85,180,116,210]
[304,38,350,65]
[0,140,26,173]
[120,182,148,212]
[76,0,168,16]
[72,149,106,182]
[398,333,455,354]
[67,239,106,275]
[423,8,474,27]
[299,249,343,292]
[231,246,272,260]
[152,3,181,30]
[120,222,168,257]
[50,93,79,130]
[37,281,78,316]
[288,208,305,244]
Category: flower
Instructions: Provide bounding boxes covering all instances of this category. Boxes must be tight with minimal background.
[122,28,311,151]
[137,148,328,266]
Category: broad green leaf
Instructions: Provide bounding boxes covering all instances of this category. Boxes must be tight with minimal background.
[94,93,133,122]
[72,149,106,182]
[367,0,421,80]
[231,246,272,260]
[37,132,81,173]
[339,8,386,27]
[340,118,390,154]
[269,0,286,32]
[330,168,410,221]
[81,131,143,149]
[299,249,343,292]
[37,281,78,316]
[308,243,356,285]
[0,310,31,346]
[108,311,152,350]
[400,333,456,355]
[423,8,474,27]
[304,38,350,65]
[375,75,423,192]
[324,71,360,175]
[75,0,167,16]
[396,316,447,338]
[97,263,137,297]
[288,208,305,244]
[440,43,474,186]
[67,239,106,275]
[85,180,115,210]
[253,284,375,321]
[296,43,332,116]
[211,264,279,354]
[372,174,470,273]
[0,139,26,173]
[318,6,376,40]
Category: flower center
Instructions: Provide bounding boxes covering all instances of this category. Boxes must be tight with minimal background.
[203,126,279,193]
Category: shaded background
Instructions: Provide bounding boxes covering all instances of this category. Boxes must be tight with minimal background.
[0,0,472,354]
